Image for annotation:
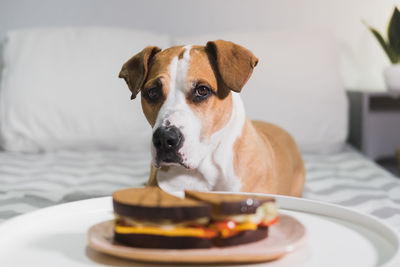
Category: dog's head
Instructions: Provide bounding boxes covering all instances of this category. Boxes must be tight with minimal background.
[119,40,258,170]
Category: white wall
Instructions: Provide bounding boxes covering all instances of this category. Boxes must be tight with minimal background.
[0,0,399,90]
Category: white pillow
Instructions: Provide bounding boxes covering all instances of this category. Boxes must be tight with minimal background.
[0,27,171,153]
[175,31,348,153]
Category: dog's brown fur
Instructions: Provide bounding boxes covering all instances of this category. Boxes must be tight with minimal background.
[121,40,305,197]
[234,120,305,196]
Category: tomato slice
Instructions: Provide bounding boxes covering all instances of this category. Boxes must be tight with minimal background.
[186,224,218,238]
[212,220,237,230]
[201,227,218,238]
[258,216,279,227]
[209,220,238,238]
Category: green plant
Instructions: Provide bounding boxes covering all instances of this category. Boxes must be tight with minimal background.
[365,7,400,64]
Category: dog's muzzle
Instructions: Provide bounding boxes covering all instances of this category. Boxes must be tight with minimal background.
[152,126,184,166]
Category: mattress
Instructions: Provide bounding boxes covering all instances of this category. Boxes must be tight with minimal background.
[1,146,399,232]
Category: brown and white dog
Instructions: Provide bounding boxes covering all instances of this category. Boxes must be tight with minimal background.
[119,40,305,196]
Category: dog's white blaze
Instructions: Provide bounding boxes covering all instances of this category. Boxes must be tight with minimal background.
[156,45,245,192]
[153,45,206,169]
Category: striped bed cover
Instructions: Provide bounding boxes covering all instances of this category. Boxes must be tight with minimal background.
[0,146,399,232]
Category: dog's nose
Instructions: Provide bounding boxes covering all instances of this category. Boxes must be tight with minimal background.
[153,126,183,152]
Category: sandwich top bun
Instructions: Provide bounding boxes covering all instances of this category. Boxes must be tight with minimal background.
[113,187,211,221]
[184,190,275,215]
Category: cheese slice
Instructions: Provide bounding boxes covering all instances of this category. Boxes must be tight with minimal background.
[115,225,209,237]
[116,214,209,228]
[235,222,258,231]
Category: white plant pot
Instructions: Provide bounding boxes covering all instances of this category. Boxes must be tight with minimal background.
[384,64,400,92]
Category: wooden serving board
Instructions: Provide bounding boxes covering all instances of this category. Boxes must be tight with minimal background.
[87,214,306,264]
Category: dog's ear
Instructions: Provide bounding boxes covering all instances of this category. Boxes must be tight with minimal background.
[119,46,161,99]
[206,40,258,98]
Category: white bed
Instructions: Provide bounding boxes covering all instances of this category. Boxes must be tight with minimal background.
[0,27,399,234]
[1,146,399,232]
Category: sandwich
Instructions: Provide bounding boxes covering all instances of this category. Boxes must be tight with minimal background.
[113,187,279,249]
[185,190,278,247]
[113,187,216,249]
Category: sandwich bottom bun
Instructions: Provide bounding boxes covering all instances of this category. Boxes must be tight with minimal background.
[114,233,214,249]
[114,226,269,249]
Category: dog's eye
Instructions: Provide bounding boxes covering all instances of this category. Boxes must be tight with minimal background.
[144,86,162,103]
[193,85,212,102]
